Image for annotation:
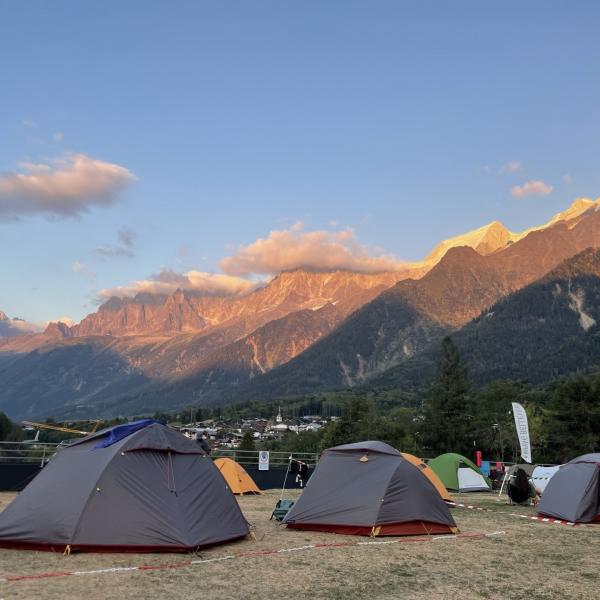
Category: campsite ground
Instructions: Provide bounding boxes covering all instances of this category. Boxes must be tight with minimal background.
[1,490,599,600]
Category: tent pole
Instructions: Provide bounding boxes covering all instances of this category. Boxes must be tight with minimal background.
[498,471,509,498]
[280,455,292,501]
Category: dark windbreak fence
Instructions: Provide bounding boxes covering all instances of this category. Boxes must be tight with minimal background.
[2,443,541,493]
[0,442,59,491]
[0,443,320,492]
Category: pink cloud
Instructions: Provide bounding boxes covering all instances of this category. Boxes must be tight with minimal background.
[0,153,135,220]
[98,268,259,300]
[511,179,553,198]
[219,223,406,276]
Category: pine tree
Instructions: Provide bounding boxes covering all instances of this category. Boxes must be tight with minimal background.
[423,336,472,455]
[0,412,24,442]
[239,430,256,451]
[320,397,376,449]
[544,374,600,462]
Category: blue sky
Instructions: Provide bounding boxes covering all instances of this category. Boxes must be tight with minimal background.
[1,1,599,323]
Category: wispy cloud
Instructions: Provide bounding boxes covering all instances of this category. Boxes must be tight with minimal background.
[501,161,522,174]
[98,268,258,300]
[72,260,96,281]
[219,222,407,276]
[21,119,36,128]
[0,153,135,220]
[511,179,553,199]
[94,228,136,258]
[0,315,42,336]
[52,132,64,142]
[563,174,573,184]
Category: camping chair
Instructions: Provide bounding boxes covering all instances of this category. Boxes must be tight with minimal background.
[270,499,295,521]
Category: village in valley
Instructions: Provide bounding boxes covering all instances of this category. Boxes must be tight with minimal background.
[179,407,328,448]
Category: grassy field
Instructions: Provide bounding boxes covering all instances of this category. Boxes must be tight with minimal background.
[1,489,599,600]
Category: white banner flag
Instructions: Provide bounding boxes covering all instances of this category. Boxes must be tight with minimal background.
[511,402,532,463]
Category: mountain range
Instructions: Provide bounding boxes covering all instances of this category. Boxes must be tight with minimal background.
[2,197,600,419]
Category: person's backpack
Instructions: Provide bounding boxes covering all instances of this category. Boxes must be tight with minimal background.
[508,467,533,505]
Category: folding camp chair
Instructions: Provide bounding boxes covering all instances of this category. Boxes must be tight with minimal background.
[270,499,295,521]
[270,454,296,521]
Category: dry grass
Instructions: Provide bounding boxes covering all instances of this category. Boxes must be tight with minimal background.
[1,490,599,600]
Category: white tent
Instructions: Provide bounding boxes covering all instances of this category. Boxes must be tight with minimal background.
[531,465,560,494]
[457,466,491,491]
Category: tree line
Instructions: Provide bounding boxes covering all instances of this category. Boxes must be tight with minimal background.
[231,336,600,464]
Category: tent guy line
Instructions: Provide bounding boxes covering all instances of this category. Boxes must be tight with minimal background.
[0,530,506,584]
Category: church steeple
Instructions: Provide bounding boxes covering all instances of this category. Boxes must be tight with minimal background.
[276,406,282,423]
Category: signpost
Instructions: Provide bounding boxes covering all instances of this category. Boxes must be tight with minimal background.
[258,450,270,471]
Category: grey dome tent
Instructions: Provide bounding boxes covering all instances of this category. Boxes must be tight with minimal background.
[0,420,249,552]
[537,453,600,523]
[283,441,457,536]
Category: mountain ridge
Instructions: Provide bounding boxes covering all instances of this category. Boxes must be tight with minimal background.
[370,247,600,390]
[3,197,600,419]
[215,207,600,404]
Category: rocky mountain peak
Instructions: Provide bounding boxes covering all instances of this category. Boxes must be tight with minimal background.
[424,220,514,265]
[43,321,74,339]
[551,197,600,225]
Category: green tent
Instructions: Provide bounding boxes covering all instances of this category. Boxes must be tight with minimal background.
[428,453,491,492]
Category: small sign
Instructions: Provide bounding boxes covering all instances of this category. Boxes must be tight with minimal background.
[258,450,270,471]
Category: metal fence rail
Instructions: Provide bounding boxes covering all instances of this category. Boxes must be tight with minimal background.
[0,442,318,469]
[211,449,319,468]
[0,442,59,466]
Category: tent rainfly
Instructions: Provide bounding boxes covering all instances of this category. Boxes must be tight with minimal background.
[214,457,262,495]
[400,452,453,502]
[0,420,249,552]
[428,453,491,492]
[283,441,457,536]
[537,454,600,523]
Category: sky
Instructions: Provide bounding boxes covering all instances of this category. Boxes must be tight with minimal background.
[1,1,600,324]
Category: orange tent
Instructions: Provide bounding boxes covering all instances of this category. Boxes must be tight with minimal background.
[214,458,262,495]
[401,452,453,502]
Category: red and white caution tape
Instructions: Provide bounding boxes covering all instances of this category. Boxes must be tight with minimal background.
[508,514,576,526]
[447,501,580,527]
[0,530,505,584]
[447,501,495,513]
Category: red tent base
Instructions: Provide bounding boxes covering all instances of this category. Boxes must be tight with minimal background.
[287,520,456,537]
[0,533,248,554]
